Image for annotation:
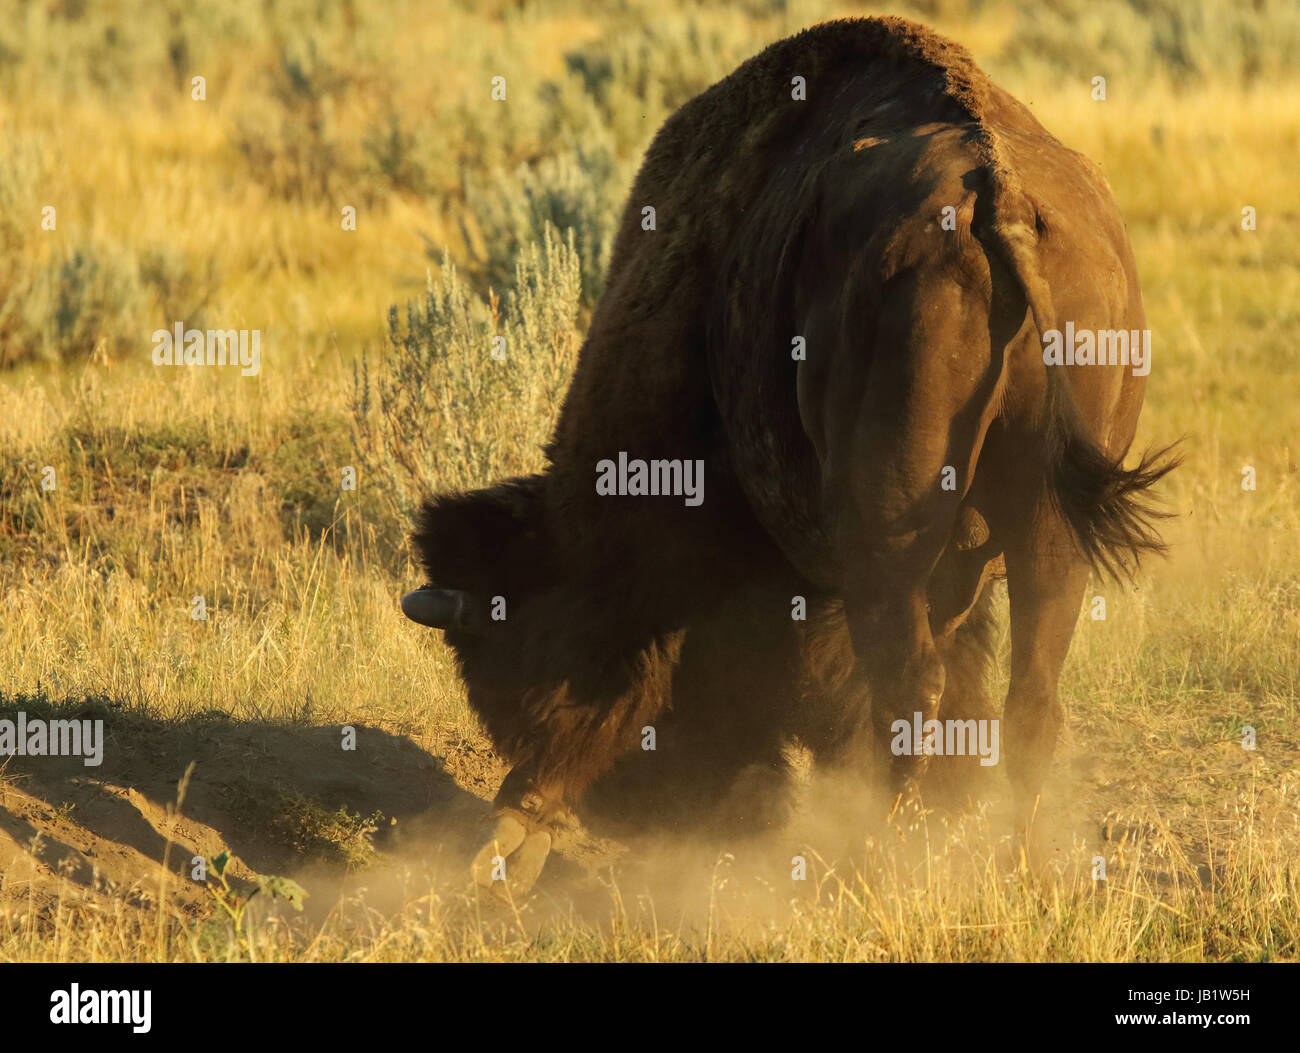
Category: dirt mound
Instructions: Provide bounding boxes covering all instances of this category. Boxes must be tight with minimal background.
[0,700,514,925]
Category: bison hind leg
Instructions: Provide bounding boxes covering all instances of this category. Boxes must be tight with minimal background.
[922,583,1000,809]
[792,588,1000,818]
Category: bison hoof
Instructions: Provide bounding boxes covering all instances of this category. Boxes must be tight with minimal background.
[470,812,552,894]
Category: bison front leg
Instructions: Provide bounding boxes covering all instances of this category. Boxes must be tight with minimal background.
[465,631,684,894]
[470,766,569,893]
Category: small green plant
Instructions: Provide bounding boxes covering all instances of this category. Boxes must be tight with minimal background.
[205,850,307,935]
[272,797,387,868]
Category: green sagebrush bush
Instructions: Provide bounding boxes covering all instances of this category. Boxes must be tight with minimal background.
[351,223,582,527]
[0,142,218,368]
[1,146,135,367]
[459,137,627,307]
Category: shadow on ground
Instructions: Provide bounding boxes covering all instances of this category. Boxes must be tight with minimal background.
[0,693,493,919]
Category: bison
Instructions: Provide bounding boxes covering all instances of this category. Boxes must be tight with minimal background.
[402,16,1178,889]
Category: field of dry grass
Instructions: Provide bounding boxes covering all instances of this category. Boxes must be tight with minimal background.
[0,0,1297,962]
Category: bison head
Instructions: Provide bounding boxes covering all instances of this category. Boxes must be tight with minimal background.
[401,474,571,890]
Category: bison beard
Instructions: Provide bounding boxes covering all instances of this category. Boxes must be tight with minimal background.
[404,17,1179,890]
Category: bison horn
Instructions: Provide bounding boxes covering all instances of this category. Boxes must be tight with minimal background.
[401,587,480,630]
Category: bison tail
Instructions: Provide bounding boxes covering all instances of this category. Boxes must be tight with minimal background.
[988,188,1181,585]
[1041,378,1181,584]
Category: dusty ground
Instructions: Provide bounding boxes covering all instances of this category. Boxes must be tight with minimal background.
[3,689,1294,949]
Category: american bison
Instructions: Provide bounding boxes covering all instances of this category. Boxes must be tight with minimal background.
[402,16,1178,889]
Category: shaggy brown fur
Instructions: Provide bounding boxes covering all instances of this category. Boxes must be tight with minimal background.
[412,16,1178,857]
